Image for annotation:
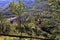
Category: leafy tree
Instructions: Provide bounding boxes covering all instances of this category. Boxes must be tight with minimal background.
[9,0,25,24]
[9,0,26,40]
[0,12,6,34]
[39,0,60,39]
[0,12,11,34]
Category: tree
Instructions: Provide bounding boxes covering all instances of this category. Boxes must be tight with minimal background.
[9,0,25,25]
[0,12,11,34]
[0,12,6,34]
[41,0,60,39]
[9,0,25,40]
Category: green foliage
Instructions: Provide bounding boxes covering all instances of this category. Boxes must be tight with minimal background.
[9,1,25,15]
[42,0,60,40]
[0,12,6,34]
[0,0,60,40]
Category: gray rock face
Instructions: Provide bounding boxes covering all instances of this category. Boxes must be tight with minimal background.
[25,0,47,16]
[35,0,47,9]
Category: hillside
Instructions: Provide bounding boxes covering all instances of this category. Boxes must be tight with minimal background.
[0,0,60,40]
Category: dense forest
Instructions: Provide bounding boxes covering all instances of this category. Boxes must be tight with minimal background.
[0,0,60,40]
